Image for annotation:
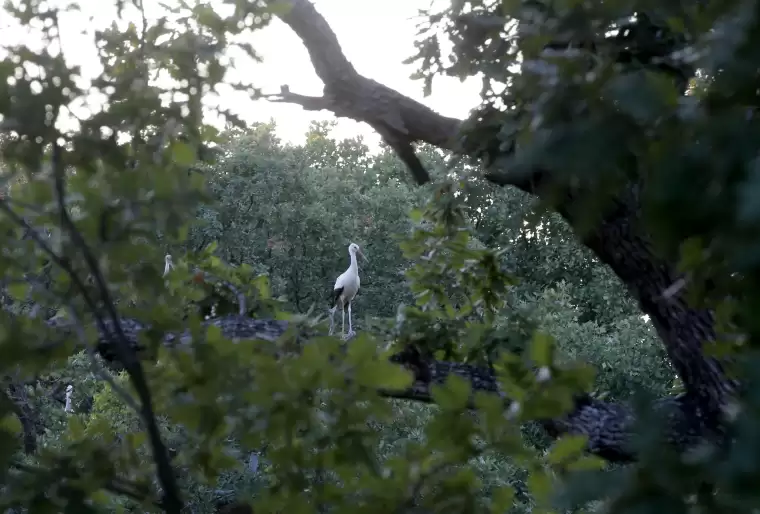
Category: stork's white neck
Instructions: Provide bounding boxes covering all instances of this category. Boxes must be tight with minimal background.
[348,252,358,272]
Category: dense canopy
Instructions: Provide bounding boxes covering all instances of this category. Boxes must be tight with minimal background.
[1,0,760,512]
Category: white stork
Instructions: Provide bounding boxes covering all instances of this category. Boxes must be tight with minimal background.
[329,243,368,338]
[64,384,74,413]
[163,254,175,276]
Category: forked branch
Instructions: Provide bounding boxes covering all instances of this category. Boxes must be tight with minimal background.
[266,0,464,185]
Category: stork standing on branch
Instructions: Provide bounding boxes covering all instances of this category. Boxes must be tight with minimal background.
[329,243,368,339]
[164,254,175,276]
[64,384,73,413]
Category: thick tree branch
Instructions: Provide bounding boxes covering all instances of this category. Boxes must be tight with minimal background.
[267,0,462,185]
[556,186,735,428]
[265,0,734,453]
[45,314,712,463]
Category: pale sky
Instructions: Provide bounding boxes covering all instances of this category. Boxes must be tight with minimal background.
[231,0,483,146]
[2,0,483,148]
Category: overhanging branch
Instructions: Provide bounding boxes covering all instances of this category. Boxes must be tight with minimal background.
[267,1,545,188]
[256,87,333,112]
[265,0,464,185]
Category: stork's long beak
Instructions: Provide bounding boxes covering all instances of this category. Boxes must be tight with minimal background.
[358,249,368,263]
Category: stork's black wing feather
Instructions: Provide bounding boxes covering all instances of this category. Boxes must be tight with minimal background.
[330,287,344,308]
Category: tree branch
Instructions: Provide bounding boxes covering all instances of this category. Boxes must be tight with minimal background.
[43,313,711,463]
[266,0,463,185]
[256,87,332,112]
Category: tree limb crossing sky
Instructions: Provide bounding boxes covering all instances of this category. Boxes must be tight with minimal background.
[1,0,481,149]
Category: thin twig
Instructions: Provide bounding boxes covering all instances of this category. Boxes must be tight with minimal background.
[49,142,183,513]
[660,275,690,301]
[255,86,332,111]
[0,200,106,331]
[397,459,458,514]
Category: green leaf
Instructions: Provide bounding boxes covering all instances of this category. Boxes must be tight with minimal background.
[529,332,554,367]
[252,275,271,299]
[678,237,705,272]
[566,454,606,472]
[547,434,588,465]
[490,485,515,513]
[527,467,553,504]
[206,324,233,354]
[363,361,414,390]
[0,414,21,435]
[125,431,147,449]
[603,70,677,125]
[266,1,294,16]
[66,415,86,439]
[7,282,28,301]
[431,374,472,411]
[172,142,196,166]
[200,124,221,142]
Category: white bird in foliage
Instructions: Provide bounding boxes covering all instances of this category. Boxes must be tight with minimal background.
[329,243,368,339]
[163,254,175,276]
[64,384,74,413]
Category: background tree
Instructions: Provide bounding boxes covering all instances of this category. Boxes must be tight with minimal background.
[15,123,673,512]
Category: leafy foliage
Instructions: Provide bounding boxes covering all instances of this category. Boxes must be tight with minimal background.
[186,120,423,319]
[2,0,758,512]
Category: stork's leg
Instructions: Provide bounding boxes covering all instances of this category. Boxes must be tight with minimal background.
[347,302,354,337]
[328,306,336,335]
[341,307,345,337]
